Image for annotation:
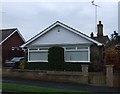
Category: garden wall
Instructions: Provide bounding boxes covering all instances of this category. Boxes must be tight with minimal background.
[2,68,120,88]
[2,68,87,84]
[2,68,105,86]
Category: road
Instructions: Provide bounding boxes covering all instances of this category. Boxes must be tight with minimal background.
[2,77,120,93]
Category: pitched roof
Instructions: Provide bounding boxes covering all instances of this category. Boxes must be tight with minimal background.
[0,28,25,45]
[93,35,110,45]
[21,21,102,47]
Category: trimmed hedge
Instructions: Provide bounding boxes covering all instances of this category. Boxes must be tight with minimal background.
[25,62,95,72]
[25,62,50,70]
[48,46,64,71]
[25,62,83,71]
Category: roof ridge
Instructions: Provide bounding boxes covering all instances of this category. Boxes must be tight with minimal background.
[21,21,102,47]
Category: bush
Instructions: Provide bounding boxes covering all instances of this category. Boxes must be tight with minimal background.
[19,59,28,69]
[25,62,50,70]
[90,52,104,72]
[48,46,64,71]
[105,47,120,72]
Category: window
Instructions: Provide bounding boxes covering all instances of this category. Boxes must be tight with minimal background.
[29,48,38,50]
[11,47,19,51]
[66,47,76,50]
[29,51,48,61]
[28,46,90,62]
[65,46,90,62]
[65,51,88,61]
[39,47,48,51]
[28,47,48,62]
[77,47,88,50]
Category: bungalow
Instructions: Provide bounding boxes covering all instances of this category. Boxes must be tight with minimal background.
[21,21,102,65]
[0,28,25,66]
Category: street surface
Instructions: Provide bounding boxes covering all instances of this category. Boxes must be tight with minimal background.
[2,77,120,93]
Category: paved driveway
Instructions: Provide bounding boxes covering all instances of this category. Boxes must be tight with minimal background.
[2,77,120,93]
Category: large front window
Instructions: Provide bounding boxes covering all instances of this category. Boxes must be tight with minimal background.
[28,47,48,62]
[65,46,90,62]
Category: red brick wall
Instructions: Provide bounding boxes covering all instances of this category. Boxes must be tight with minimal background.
[2,32,25,64]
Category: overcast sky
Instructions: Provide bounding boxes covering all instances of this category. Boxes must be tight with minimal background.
[1,0,119,41]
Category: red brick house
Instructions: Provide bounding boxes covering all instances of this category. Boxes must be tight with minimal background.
[0,28,25,66]
[90,21,110,71]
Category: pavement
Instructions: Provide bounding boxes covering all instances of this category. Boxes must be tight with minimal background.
[2,77,120,93]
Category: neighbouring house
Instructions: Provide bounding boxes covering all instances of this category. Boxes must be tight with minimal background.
[90,21,110,53]
[90,21,120,72]
[21,21,103,70]
[90,21,110,71]
[0,28,25,66]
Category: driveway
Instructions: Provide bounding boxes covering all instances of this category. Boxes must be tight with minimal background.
[2,77,120,93]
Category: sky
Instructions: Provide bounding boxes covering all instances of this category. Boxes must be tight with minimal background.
[0,0,119,41]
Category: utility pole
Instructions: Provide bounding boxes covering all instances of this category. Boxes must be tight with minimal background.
[91,0,100,33]
[118,1,120,36]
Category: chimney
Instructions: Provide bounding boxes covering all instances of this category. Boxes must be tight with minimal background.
[97,21,103,37]
[90,32,94,38]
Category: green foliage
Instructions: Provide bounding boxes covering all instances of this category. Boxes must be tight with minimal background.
[105,48,120,72]
[90,52,104,72]
[64,62,82,71]
[19,59,28,69]
[25,62,83,71]
[90,52,100,61]
[25,62,50,70]
[48,46,65,71]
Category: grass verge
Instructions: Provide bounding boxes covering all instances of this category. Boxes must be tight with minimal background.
[2,82,92,93]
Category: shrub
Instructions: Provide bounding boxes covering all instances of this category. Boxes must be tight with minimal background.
[105,47,120,72]
[48,46,65,71]
[19,59,28,69]
[25,62,49,70]
[90,52,104,72]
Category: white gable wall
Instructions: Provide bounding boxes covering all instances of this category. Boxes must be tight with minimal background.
[28,26,92,46]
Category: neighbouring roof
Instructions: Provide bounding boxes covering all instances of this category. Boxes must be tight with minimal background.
[21,21,103,47]
[92,35,110,46]
[0,28,25,45]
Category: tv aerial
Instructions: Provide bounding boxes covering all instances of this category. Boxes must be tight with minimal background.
[91,0,100,33]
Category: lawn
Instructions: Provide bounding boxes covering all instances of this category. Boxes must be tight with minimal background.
[2,82,93,93]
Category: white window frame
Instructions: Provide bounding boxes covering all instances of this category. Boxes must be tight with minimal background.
[65,46,90,63]
[28,47,48,62]
[28,46,90,63]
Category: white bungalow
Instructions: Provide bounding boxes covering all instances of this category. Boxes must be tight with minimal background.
[21,21,102,63]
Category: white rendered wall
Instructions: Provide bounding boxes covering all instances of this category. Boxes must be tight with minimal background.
[29,26,92,46]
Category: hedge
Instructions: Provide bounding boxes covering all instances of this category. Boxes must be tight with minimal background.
[48,46,64,71]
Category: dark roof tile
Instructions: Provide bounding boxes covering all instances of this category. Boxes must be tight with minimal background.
[0,28,17,43]
[93,36,110,45]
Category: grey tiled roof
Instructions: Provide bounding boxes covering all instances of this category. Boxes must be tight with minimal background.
[0,28,17,43]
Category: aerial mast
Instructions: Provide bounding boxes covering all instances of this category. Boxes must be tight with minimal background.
[91,0,100,33]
